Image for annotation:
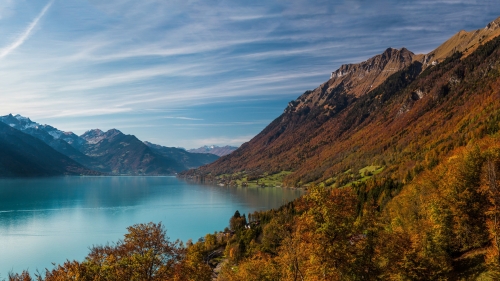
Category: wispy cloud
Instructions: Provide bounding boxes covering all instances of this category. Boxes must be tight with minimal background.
[172,121,270,127]
[163,116,203,121]
[0,0,53,59]
[47,107,132,118]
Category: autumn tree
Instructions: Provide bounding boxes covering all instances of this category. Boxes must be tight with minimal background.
[229,210,247,231]
[279,185,365,280]
[41,222,186,281]
[482,147,500,276]
[7,271,33,281]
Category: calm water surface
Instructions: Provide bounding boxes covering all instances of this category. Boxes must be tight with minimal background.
[0,176,303,276]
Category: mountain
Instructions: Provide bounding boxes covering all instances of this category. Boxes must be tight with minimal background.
[78,129,219,175]
[187,145,238,157]
[181,47,423,182]
[0,116,219,175]
[0,114,100,170]
[145,142,219,169]
[80,128,111,145]
[80,129,183,175]
[181,17,500,188]
[0,114,87,149]
[0,122,97,177]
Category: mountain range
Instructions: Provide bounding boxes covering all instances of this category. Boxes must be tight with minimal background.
[181,16,500,187]
[187,145,238,157]
[0,115,219,176]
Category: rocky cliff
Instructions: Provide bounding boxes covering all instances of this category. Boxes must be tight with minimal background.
[286,47,422,115]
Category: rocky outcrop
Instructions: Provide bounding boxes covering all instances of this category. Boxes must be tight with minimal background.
[285,47,422,114]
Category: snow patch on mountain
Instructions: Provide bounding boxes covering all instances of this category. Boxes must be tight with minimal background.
[0,114,88,149]
[49,130,63,139]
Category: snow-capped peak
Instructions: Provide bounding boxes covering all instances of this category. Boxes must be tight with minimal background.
[81,129,122,144]
[0,114,87,148]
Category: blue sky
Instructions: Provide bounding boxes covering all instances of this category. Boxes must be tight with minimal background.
[0,1,499,149]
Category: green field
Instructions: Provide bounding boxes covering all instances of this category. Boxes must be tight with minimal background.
[215,171,292,187]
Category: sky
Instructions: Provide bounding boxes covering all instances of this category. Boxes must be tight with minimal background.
[0,1,499,149]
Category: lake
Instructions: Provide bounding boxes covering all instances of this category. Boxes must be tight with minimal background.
[0,176,303,277]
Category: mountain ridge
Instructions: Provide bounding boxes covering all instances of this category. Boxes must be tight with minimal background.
[0,121,98,177]
[0,116,219,176]
[424,16,500,65]
[181,17,500,188]
[285,47,422,117]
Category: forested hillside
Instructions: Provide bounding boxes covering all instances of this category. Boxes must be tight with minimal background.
[182,19,500,190]
[207,34,500,280]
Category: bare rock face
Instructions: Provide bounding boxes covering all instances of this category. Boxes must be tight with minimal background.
[286,47,421,114]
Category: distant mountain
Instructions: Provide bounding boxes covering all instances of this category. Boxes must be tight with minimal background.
[0,116,219,175]
[181,16,500,187]
[0,122,97,177]
[79,129,219,174]
[80,128,111,145]
[80,129,183,175]
[0,114,100,170]
[145,142,219,169]
[188,145,238,157]
[0,114,86,148]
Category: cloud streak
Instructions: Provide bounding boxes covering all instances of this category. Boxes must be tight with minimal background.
[163,116,204,121]
[0,0,53,59]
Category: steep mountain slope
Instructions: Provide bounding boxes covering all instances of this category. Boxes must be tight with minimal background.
[0,122,97,177]
[181,47,424,182]
[182,32,500,187]
[188,145,237,157]
[144,142,219,169]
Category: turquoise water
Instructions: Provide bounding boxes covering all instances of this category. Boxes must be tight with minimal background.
[0,176,303,277]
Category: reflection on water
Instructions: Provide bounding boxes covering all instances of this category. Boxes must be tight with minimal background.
[0,176,303,276]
